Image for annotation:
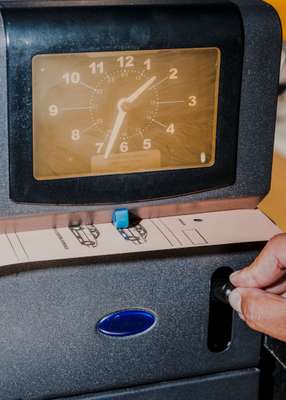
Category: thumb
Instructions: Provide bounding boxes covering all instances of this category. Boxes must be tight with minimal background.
[229,288,286,342]
[230,234,286,289]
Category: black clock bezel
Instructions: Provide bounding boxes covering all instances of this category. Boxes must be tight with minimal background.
[4,2,243,205]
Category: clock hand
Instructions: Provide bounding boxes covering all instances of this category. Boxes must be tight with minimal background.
[103,76,157,160]
[104,100,127,160]
[126,76,157,104]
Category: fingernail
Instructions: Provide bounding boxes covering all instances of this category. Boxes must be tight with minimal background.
[229,290,242,314]
[230,271,240,284]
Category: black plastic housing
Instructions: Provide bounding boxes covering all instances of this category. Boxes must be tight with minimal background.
[4,3,243,204]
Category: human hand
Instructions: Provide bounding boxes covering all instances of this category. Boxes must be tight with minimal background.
[229,234,286,342]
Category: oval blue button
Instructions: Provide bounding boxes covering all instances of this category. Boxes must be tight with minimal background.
[97,309,156,337]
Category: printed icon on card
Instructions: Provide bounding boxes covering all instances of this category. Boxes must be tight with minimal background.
[69,224,100,248]
[118,223,148,245]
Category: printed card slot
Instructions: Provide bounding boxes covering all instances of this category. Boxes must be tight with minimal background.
[182,229,208,245]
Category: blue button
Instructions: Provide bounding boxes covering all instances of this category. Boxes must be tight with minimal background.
[97,309,156,337]
[112,208,129,229]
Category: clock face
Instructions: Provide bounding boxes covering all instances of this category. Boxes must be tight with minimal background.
[32,48,220,180]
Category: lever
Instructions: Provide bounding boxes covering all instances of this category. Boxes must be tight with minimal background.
[208,268,234,352]
[212,278,235,305]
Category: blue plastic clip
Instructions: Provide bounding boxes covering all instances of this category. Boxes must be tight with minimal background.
[112,208,129,229]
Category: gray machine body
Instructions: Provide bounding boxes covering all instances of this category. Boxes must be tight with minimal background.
[0,245,262,399]
[0,1,282,400]
[59,369,260,400]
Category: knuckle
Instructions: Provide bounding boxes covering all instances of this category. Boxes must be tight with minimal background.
[242,298,262,324]
[269,234,286,270]
[248,273,265,288]
[272,233,286,242]
[269,233,286,250]
[242,294,286,338]
[242,266,266,287]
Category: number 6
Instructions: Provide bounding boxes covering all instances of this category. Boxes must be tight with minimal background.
[120,141,129,153]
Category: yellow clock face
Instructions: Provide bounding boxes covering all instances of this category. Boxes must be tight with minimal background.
[32,48,221,180]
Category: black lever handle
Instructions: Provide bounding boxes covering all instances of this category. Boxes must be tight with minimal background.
[208,268,234,352]
[212,278,235,305]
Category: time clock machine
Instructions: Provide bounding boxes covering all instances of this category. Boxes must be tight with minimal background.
[0,1,282,400]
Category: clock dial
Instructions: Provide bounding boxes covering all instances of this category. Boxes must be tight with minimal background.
[32,48,221,180]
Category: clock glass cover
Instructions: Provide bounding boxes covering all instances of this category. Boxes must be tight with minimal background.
[32,48,221,180]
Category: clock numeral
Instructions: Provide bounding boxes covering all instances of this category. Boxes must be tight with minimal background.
[63,72,81,84]
[120,141,129,153]
[169,68,178,80]
[143,139,152,150]
[71,129,81,141]
[95,142,104,154]
[117,56,135,68]
[144,58,151,71]
[89,61,104,75]
[166,123,175,135]
[49,104,58,117]
[188,96,197,107]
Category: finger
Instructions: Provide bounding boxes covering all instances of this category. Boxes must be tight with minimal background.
[229,288,286,342]
[230,234,286,288]
[266,279,286,295]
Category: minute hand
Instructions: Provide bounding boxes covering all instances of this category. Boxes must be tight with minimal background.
[103,76,157,160]
[126,76,157,104]
[103,108,127,160]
